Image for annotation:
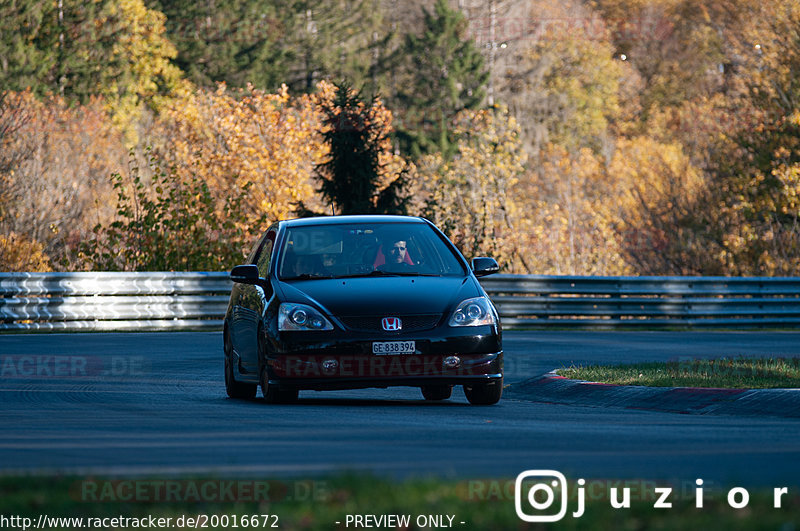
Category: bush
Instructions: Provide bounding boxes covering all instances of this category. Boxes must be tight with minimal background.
[80,149,265,271]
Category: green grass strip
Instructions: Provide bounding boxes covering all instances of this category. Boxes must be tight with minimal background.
[558,357,800,388]
[2,475,800,530]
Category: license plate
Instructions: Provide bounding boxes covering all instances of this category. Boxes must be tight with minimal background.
[372,341,416,355]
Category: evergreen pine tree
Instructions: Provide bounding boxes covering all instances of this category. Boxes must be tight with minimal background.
[284,0,390,96]
[395,0,488,159]
[56,1,116,101]
[301,81,408,216]
[0,1,126,101]
[0,0,57,94]
[147,0,292,91]
[147,0,393,95]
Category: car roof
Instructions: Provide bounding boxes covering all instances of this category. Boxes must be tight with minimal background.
[280,215,429,228]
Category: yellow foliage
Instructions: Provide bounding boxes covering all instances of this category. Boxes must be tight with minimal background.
[517,144,631,275]
[414,106,527,271]
[0,232,52,272]
[513,136,711,276]
[156,82,330,224]
[100,0,187,146]
[729,162,800,275]
[608,137,704,227]
[505,5,622,153]
[607,137,713,274]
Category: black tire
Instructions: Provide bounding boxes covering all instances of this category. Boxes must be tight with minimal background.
[260,365,299,403]
[421,385,452,401]
[258,338,298,404]
[464,378,503,405]
[260,365,280,403]
[224,332,257,399]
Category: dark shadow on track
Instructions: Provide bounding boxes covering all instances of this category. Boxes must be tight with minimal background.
[215,396,473,407]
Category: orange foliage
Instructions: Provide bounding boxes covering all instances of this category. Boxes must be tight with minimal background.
[606,137,712,274]
[154,83,329,223]
[518,144,631,275]
[0,232,52,272]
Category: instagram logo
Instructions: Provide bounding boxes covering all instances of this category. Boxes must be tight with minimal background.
[514,470,586,522]
[515,470,574,522]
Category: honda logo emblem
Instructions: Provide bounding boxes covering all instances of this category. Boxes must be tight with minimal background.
[381,317,402,331]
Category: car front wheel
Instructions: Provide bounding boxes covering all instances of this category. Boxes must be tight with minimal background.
[258,337,299,404]
[464,378,503,405]
[260,366,299,403]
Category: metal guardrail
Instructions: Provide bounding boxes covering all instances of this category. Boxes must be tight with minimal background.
[1,272,800,331]
[0,272,230,331]
[481,275,800,328]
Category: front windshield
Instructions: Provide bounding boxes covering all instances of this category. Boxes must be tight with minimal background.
[277,222,466,279]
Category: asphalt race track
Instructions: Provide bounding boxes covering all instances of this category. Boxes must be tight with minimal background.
[2,331,800,488]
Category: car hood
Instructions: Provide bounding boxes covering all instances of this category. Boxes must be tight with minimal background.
[276,275,480,316]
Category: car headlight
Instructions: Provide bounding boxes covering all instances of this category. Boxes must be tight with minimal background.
[448,297,496,327]
[278,303,334,331]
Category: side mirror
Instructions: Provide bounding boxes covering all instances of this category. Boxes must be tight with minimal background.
[471,257,499,277]
[230,264,261,284]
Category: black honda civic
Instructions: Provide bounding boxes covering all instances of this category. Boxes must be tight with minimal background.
[223,215,503,405]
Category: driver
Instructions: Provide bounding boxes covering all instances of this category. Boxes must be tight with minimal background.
[377,236,415,272]
[386,239,408,265]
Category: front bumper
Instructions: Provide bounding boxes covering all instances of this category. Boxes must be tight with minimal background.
[265,326,502,391]
[269,352,503,390]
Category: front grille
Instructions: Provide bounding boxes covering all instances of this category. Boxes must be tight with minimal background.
[338,314,442,332]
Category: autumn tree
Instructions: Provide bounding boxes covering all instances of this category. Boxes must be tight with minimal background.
[514,144,630,275]
[99,0,187,141]
[0,0,185,144]
[0,91,31,186]
[587,0,765,125]
[606,137,713,275]
[153,82,328,223]
[0,232,52,272]
[702,0,800,275]
[0,91,126,269]
[414,106,526,269]
[501,12,622,155]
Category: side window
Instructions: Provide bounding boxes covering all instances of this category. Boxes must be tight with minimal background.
[255,231,276,277]
[244,233,265,264]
